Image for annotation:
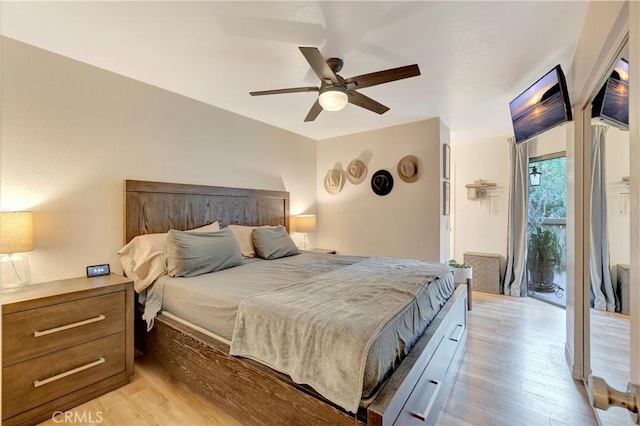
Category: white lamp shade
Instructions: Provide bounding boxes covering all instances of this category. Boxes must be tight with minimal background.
[295,215,317,233]
[318,89,348,111]
[1,211,34,254]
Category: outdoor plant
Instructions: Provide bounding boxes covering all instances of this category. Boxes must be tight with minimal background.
[527,224,563,285]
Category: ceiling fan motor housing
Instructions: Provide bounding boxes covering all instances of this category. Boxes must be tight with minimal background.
[326,57,344,73]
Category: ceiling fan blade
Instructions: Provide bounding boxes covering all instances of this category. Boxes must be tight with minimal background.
[304,99,323,122]
[344,64,420,90]
[250,86,319,96]
[299,47,339,84]
[347,90,390,115]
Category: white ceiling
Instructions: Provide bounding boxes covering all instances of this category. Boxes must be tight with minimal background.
[0,1,589,141]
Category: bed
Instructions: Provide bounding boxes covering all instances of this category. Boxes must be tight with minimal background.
[124,180,468,426]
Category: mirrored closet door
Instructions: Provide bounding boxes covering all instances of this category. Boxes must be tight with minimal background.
[587,40,633,426]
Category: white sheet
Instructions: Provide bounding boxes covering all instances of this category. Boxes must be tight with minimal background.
[143,253,363,334]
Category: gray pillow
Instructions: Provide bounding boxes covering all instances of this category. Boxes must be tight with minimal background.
[166,228,243,277]
[251,226,300,260]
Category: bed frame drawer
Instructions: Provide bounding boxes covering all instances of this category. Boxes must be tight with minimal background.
[3,291,125,366]
[393,350,447,426]
[2,332,125,419]
[367,284,468,426]
[393,301,466,426]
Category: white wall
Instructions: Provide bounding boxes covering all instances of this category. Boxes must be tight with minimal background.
[569,1,626,103]
[316,118,448,262]
[605,126,630,280]
[452,125,568,271]
[451,136,510,265]
[529,126,568,159]
[0,37,317,284]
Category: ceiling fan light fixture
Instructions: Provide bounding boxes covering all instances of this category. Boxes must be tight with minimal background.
[319,87,348,111]
[250,47,420,121]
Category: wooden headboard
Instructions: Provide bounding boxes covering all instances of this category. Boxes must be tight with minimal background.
[124,180,290,244]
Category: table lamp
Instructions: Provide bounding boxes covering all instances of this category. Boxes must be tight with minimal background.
[1,211,34,292]
[295,214,316,250]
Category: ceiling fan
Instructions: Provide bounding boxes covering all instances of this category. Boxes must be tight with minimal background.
[249,47,421,122]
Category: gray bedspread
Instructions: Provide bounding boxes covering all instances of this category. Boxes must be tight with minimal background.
[142,253,454,408]
[229,257,453,413]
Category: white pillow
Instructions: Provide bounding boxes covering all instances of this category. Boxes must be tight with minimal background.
[118,221,220,293]
[227,224,276,258]
[227,225,258,258]
[189,222,220,233]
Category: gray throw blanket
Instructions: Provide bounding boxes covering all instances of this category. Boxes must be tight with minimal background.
[229,257,453,413]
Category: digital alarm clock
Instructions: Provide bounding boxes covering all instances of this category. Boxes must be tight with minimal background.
[86,264,110,277]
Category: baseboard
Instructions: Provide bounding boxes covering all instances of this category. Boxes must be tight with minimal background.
[565,342,584,380]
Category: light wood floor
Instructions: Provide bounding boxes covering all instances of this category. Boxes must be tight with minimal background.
[439,292,596,426]
[40,292,599,426]
[590,308,631,426]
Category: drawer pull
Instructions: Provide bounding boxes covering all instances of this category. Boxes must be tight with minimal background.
[33,357,105,388]
[449,323,465,342]
[413,379,442,421]
[33,315,106,337]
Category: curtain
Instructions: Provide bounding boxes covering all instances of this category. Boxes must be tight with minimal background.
[503,138,529,296]
[590,125,616,311]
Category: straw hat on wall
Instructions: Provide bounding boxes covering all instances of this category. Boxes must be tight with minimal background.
[346,159,367,184]
[324,169,344,195]
[397,155,419,183]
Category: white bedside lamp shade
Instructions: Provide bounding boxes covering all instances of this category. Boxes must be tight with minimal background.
[295,215,316,250]
[1,211,34,291]
[295,215,316,233]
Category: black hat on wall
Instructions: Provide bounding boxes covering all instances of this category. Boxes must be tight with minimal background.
[371,170,394,196]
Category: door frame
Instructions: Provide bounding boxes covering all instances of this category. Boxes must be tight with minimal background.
[628,1,639,385]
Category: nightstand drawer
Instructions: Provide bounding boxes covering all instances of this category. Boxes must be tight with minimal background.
[2,332,125,420]
[3,291,125,366]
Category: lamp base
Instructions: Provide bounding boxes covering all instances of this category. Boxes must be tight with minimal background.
[1,254,31,292]
[300,233,314,251]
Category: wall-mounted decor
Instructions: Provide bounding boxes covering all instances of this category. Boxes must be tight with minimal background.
[324,169,344,195]
[347,159,367,184]
[465,180,497,200]
[443,181,450,215]
[371,170,394,196]
[397,155,418,183]
[443,144,450,180]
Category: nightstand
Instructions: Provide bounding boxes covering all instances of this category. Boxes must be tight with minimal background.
[2,275,134,426]
[309,248,337,254]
